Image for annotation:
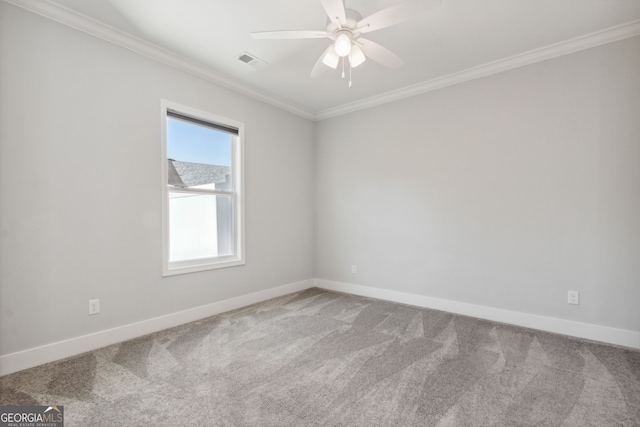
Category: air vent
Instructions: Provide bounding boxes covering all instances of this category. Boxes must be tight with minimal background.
[238,53,254,64]
[236,52,267,69]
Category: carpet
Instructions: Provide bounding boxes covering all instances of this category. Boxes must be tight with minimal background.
[1,288,639,426]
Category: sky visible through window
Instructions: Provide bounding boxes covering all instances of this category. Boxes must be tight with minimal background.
[167,117,231,166]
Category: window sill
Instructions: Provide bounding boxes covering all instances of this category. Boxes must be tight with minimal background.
[163,256,245,276]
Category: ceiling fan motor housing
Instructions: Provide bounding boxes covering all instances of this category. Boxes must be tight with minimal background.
[326,9,363,36]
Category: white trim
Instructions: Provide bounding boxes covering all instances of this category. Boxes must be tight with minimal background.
[2,0,315,120]
[315,279,640,350]
[160,100,245,276]
[2,277,638,375]
[315,20,640,120]
[0,279,315,376]
[168,187,234,196]
[3,0,639,121]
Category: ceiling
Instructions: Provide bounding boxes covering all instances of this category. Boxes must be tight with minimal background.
[31,0,640,117]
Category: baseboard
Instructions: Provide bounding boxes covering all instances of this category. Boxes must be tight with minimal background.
[0,279,315,376]
[315,278,640,350]
[4,277,637,376]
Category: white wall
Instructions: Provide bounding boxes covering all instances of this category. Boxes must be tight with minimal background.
[2,0,639,366]
[316,36,640,333]
[0,2,315,356]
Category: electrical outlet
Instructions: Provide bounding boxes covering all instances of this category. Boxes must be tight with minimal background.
[89,299,100,315]
[567,291,579,305]
[351,265,357,274]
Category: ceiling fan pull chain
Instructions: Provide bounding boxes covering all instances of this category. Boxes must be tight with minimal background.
[349,62,352,88]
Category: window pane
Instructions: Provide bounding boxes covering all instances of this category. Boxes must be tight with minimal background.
[169,192,234,262]
[162,102,244,275]
[167,117,232,190]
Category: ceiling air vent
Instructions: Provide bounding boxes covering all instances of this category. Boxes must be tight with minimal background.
[236,52,267,69]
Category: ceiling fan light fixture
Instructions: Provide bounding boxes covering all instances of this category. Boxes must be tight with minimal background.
[334,33,352,57]
[252,0,426,81]
[322,47,340,68]
[349,45,366,68]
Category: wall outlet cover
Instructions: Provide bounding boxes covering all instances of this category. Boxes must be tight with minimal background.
[89,299,100,315]
[568,291,580,305]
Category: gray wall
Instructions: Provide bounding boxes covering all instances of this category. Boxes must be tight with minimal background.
[315,36,640,332]
[0,3,315,355]
[2,0,639,359]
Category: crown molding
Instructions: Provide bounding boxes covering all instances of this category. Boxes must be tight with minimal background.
[5,0,640,122]
[315,19,640,120]
[3,0,316,121]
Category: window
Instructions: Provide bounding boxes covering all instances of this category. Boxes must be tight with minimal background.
[161,101,244,276]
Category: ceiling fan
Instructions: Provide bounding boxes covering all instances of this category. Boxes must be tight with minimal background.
[251,0,440,83]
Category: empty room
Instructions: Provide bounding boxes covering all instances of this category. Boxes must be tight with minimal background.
[1,0,639,425]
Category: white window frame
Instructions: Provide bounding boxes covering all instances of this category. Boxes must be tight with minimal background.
[161,100,245,276]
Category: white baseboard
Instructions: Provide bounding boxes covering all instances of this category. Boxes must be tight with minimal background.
[0,279,315,376]
[3,277,638,376]
[315,278,640,350]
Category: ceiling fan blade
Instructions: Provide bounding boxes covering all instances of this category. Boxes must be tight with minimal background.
[251,30,330,40]
[310,46,334,78]
[320,0,346,26]
[356,0,440,34]
[358,38,404,69]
